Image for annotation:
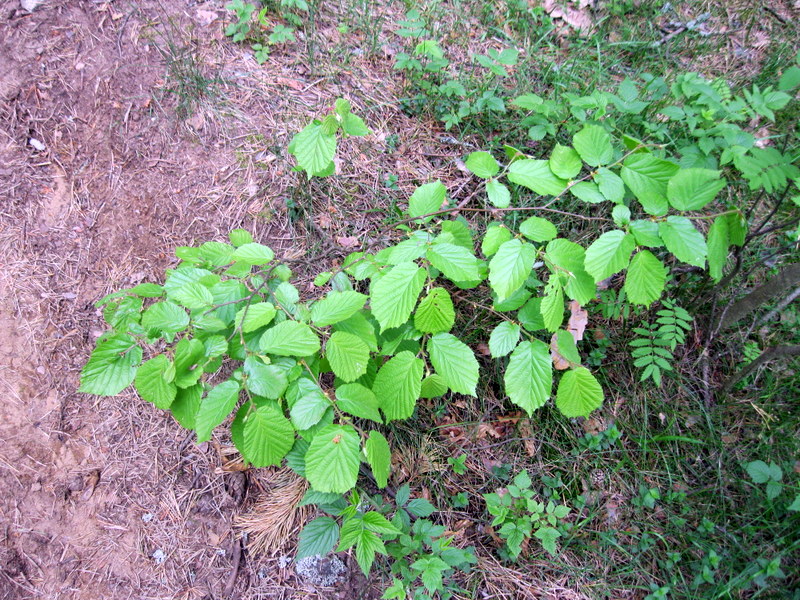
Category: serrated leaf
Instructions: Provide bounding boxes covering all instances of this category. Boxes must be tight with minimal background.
[79,334,142,396]
[406,498,436,517]
[334,312,378,353]
[440,220,473,249]
[426,243,482,282]
[336,383,382,423]
[373,351,423,422]
[667,168,726,211]
[518,297,545,331]
[414,287,455,334]
[659,216,707,267]
[572,124,613,167]
[504,340,552,416]
[170,384,202,429]
[465,151,499,178]
[624,250,667,306]
[486,179,511,208]
[291,122,336,176]
[745,460,773,484]
[428,333,479,396]
[287,377,331,430]
[621,154,679,216]
[595,168,625,203]
[342,112,369,136]
[244,356,288,399]
[141,301,189,335]
[326,331,370,382]
[629,220,663,247]
[134,354,177,409]
[229,229,253,247]
[297,517,340,559]
[408,181,446,220]
[612,205,631,227]
[171,282,214,310]
[195,380,241,442]
[420,374,448,398]
[707,215,730,282]
[570,181,606,204]
[488,322,521,358]
[519,216,557,242]
[370,262,426,331]
[311,291,367,327]
[260,321,321,356]
[489,239,536,300]
[584,230,636,282]
[541,277,564,332]
[232,242,275,265]
[508,159,568,196]
[549,144,582,179]
[235,401,294,467]
[173,338,205,388]
[534,526,561,556]
[551,329,581,369]
[305,425,361,493]
[235,302,277,333]
[556,367,603,417]
[482,224,512,256]
[365,431,391,488]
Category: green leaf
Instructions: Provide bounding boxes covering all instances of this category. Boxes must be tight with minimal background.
[411,556,449,593]
[305,425,361,493]
[572,124,613,167]
[374,351,423,422]
[554,329,581,366]
[508,159,568,196]
[171,282,214,310]
[726,212,747,247]
[534,526,561,556]
[519,216,557,242]
[195,380,241,442]
[336,383,382,423]
[290,122,336,176]
[556,367,603,417]
[489,239,536,301]
[297,517,340,559]
[570,181,606,204]
[130,282,165,297]
[788,495,800,512]
[327,331,370,382]
[545,239,595,305]
[414,287,455,334]
[745,460,774,484]
[549,144,582,179]
[486,179,511,208]
[231,242,275,265]
[428,333,479,396]
[382,579,406,600]
[426,243,482,282]
[79,334,142,396]
[420,374,448,398]
[408,181,446,220]
[624,250,667,306]
[595,168,625,203]
[236,401,294,467]
[465,151,499,178]
[244,356,288,399]
[134,354,176,409]
[659,216,707,267]
[173,338,205,388]
[311,291,368,327]
[406,498,436,517]
[334,312,378,352]
[141,301,189,335]
[612,205,631,227]
[170,384,202,429]
[287,377,331,430]
[260,321,321,356]
[504,340,552,416]
[351,527,386,575]
[489,322,521,358]
[667,168,726,211]
[235,302,277,333]
[629,220,663,247]
[481,223,513,256]
[342,112,369,136]
[541,277,564,332]
[518,297,546,331]
[621,154,679,216]
[584,230,636,282]
[229,229,253,247]
[370,262,426,331]
[365,431,392,488]
[707,215,730,282]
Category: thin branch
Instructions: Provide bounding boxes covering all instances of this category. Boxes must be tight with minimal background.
[720,344,800,395]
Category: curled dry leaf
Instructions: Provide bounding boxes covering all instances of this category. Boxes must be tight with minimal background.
[567,300,588,342]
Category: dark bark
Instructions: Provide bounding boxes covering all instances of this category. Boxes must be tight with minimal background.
[720,344,800,394]
[717,263,800,331]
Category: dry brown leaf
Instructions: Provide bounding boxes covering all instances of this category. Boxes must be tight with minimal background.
[336,236,359,248]
[517,419,538,457]
[475,422,503,440]
[567,300,588,342]
[476,342,491,356]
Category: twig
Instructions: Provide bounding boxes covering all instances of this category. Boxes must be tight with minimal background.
[223,536,243,598]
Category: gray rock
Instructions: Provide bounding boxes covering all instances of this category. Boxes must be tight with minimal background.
[295,555,347,587]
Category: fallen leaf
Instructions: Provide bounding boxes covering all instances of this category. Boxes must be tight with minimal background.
[475,422,502,440]
[336,236,359,248]
[517,419,538,457]
[582,417,605,435]
[274,77,305,91]
[476,342,491,356]
[550,333,571,370]
[567,300,588,342]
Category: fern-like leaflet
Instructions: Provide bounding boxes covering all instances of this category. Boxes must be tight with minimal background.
[630,301,692,385]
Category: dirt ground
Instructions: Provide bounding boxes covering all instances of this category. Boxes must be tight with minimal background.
[0,1,463,598]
